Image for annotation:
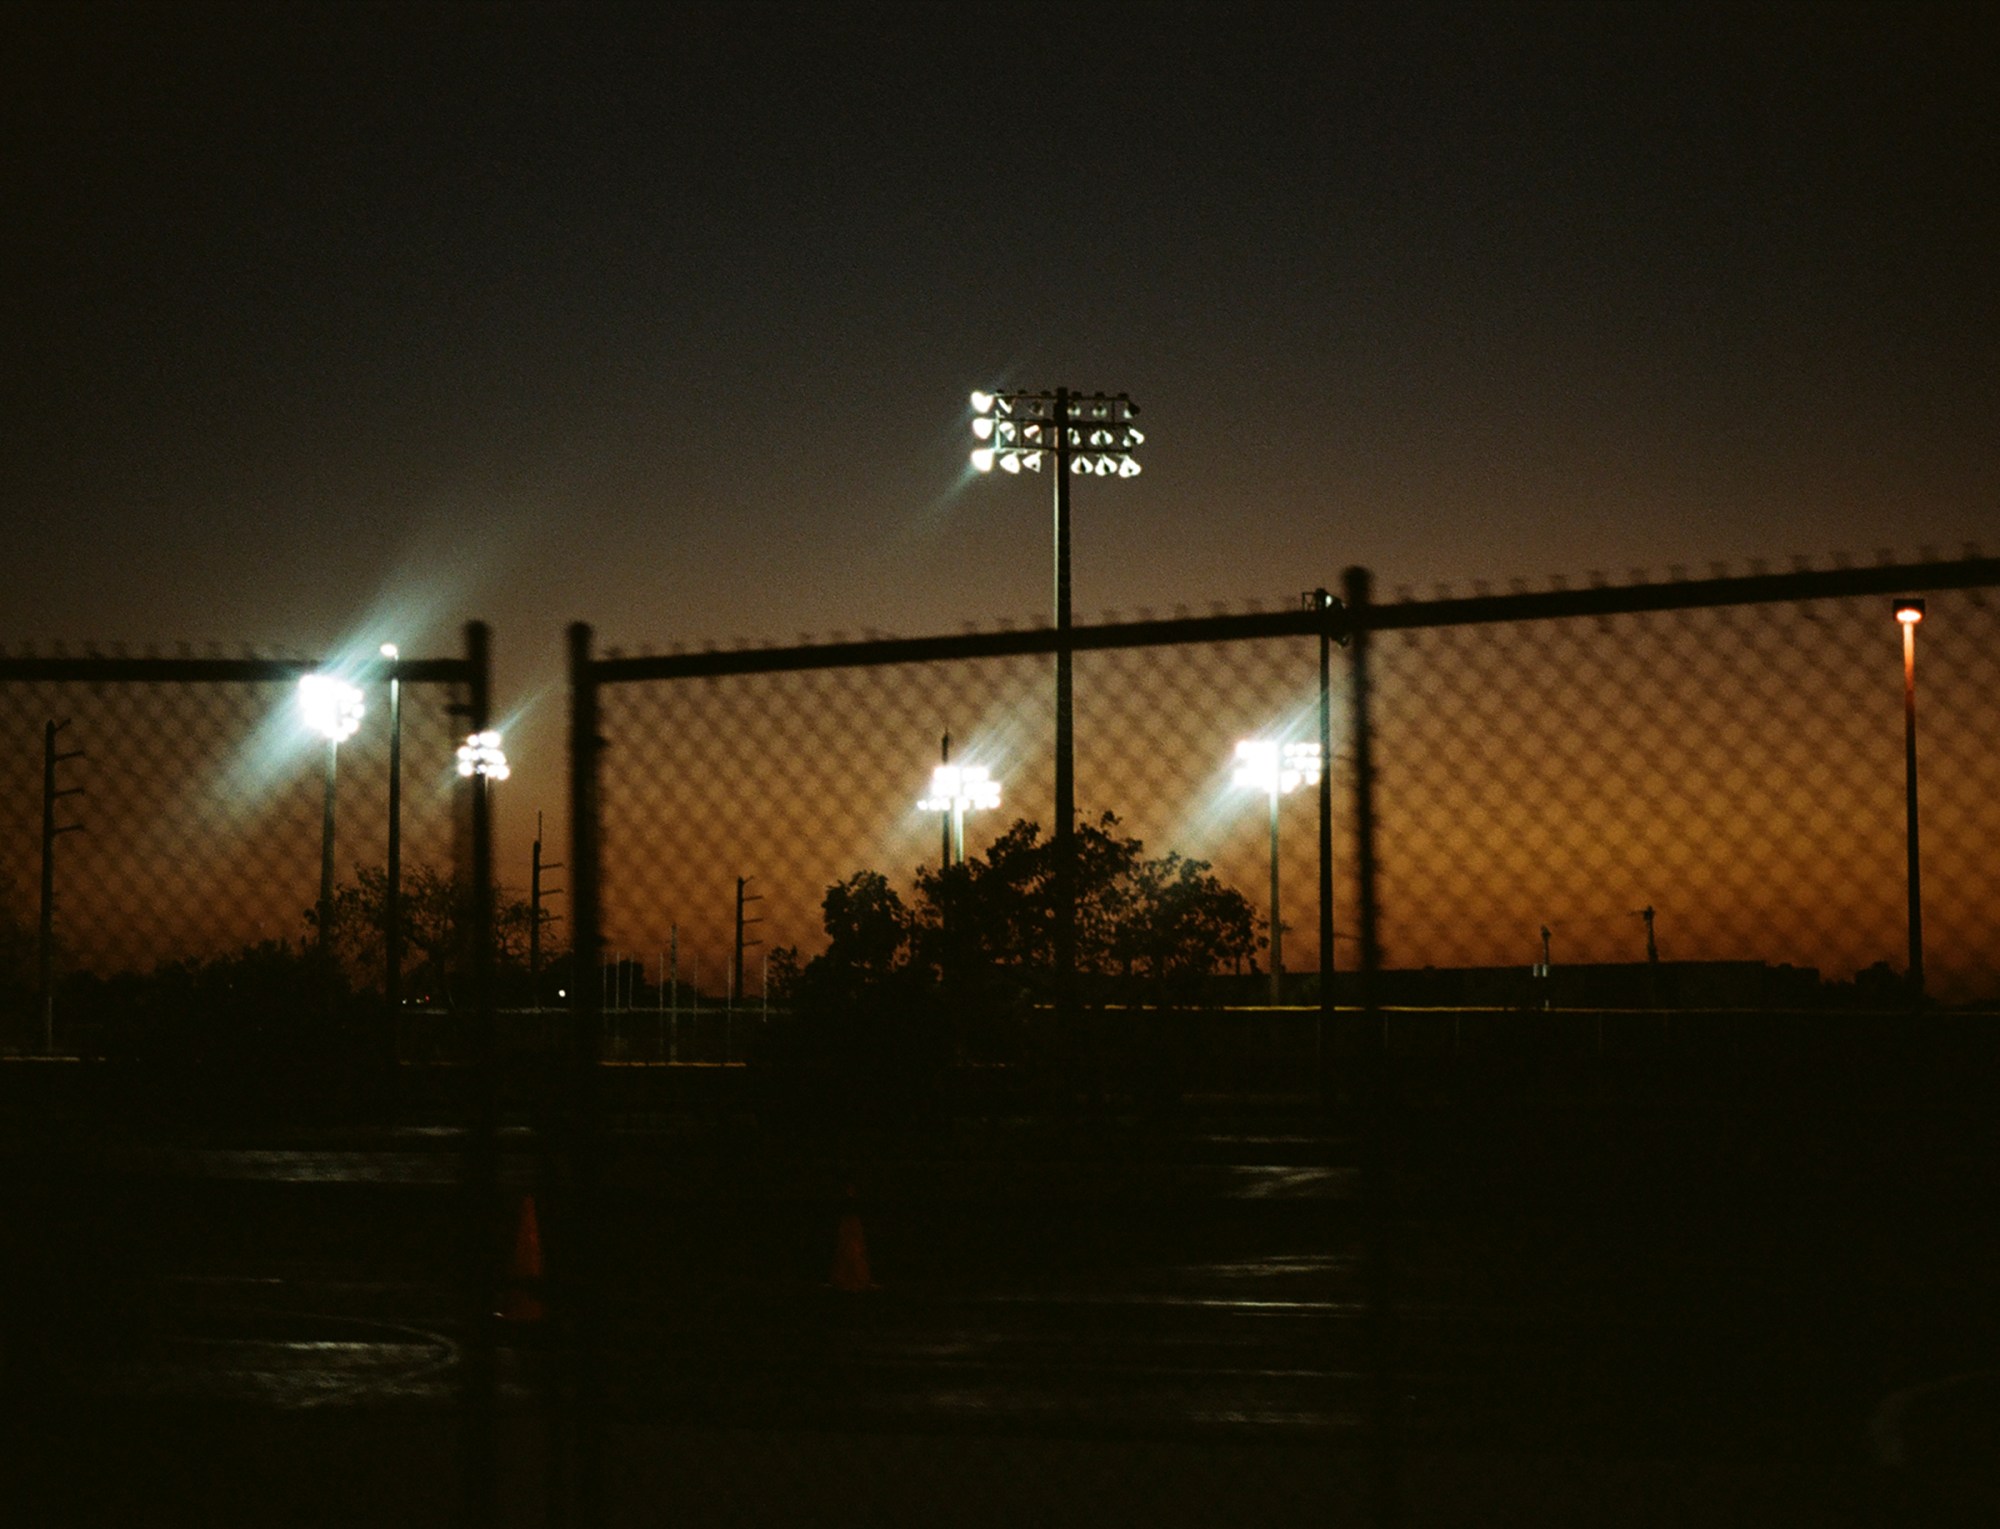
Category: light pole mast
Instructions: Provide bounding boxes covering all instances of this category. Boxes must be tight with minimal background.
[1052,389,1075,1005]
[969,386,1142,1016]
[1234,738,1321,1005]
[299,674,364,958]
[382,645,403,1011]
[939,732,952,869]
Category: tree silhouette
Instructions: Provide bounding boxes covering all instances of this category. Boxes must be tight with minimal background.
[775,812,1261,1013]
[315,863,536,1003]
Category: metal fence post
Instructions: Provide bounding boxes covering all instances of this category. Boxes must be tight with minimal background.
[567,621,606,1529]
[1344,565,1402,1529]
[459,619,499,1529]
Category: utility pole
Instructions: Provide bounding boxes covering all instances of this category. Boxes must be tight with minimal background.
[38,720,85,1054]
[1639,905,1660,1012]
[530,811,564,1004]
[734,877,763,1014]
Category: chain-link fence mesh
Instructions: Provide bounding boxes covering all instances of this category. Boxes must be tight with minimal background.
[0,648,481,1057]
[1369,586,2000,1005]
[590,565,2000,1053]
[598,626,1326,973]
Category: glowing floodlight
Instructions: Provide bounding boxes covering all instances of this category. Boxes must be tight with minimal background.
[919,762,1001,815]
[1894,598,1925,625]
[920,761,1001,864]
[457,730,510,781]
[299,674,365,743]
[1233,737,1323,1002]
[1232,738,1322,797]
[968,388,1143,480]
[970,447,996,472]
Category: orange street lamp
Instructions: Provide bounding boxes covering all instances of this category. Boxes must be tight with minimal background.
[1894,598,1924,1001]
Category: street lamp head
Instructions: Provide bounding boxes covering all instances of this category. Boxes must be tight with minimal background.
[457,729,510,780]
[379,642,398,659]
[1894,598,1926,625]
[299,674,365,743]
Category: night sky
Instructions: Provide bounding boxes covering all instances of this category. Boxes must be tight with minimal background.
[5,0,1996,878]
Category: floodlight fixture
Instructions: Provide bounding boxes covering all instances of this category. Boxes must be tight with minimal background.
[919,762,1001,815]
[920,761,1000,864]
[968,388,1142,478]
[966,383,1145,1027]
[300,672,364,956]
[1232,738,1323,797]
[1233,737,1323,1003]
[457,730,510,781]
[299,674,365,743]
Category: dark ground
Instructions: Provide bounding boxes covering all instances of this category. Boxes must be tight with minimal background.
[3,1026,1998,1527]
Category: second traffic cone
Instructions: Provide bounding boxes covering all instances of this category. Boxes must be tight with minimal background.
[828,1185,877,1292]
[498,1193,547,1322]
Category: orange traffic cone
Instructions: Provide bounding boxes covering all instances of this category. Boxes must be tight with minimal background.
[498,1193,547,1322]
[828,1184,877,1293]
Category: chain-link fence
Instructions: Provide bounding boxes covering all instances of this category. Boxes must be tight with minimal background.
[1359,564,2000,1009]
[0,636,494,1063]
[574,557,2000,1091]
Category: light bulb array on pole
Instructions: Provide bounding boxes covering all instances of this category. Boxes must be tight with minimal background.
[299,674,365,954]
[919,759,1001,865]
[1233,738,1323,1004]
[969,386,1143,1019]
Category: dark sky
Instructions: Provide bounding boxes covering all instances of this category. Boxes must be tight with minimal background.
[4,0,1996,861]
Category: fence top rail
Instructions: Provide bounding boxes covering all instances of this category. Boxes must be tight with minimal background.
[582,553,1997,684]
[1364,554,2000,634]
[0,654,476,685]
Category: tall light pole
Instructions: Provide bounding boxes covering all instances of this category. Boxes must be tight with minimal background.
[457,729,509,1007]
[919,756,1001,866]
[381,644,403,1010]
[1234,738,1322,1004]
[970,387,1141,1003]
[300,675,365,955]
[1895,598,1925,1001]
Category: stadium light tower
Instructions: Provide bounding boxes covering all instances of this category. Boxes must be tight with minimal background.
[1233,737,1323,1004]
[920,756,1001,865]
[300,674,365,954]
[969,387,1142,1004]
[1894,598,1925,1001]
